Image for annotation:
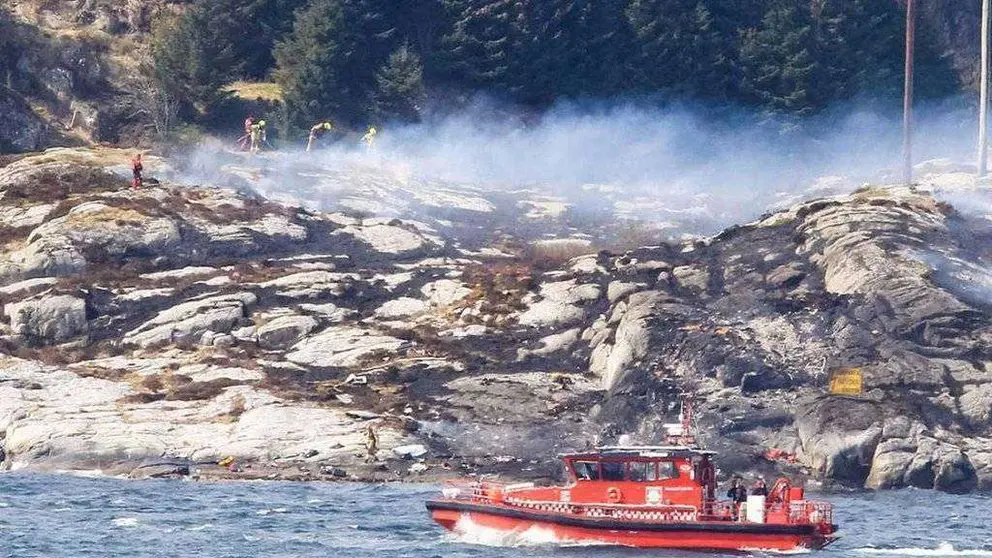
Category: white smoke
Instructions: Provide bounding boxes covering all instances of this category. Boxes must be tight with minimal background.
[171,96,983,237]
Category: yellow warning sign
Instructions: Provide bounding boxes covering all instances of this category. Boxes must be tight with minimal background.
[829,367,864,396]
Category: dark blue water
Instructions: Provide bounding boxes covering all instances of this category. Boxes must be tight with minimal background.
[1,474,990,557]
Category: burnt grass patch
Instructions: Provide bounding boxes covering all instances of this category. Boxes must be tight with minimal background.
[0,153,29,168]
[164,377,242,401]
[5,166,129,206]
[5,340,126,368]
[0,224,36,249]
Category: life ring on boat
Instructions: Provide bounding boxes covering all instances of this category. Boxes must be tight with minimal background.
[606,487,623,504]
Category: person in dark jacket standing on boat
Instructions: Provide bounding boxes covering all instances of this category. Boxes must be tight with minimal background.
[752,475,768,496]
[727,476,747,502]
[727,476,747,520]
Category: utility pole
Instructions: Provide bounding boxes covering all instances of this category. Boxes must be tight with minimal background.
[903,0,915,186]
[980,0,990,178]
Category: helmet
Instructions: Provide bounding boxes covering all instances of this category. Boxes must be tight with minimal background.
[323,122,332,130]
[259,120,266,126]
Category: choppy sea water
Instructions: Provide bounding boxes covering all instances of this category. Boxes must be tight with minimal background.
[1,473,990,557]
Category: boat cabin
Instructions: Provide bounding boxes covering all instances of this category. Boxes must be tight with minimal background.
[557,446,717,507]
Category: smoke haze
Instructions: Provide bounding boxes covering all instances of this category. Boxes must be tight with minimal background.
[177,96,984,238]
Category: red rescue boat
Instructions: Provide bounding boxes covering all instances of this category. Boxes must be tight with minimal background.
[427,401,838,551]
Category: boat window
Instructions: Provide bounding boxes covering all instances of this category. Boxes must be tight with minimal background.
[645,462,658,481]
[628,461,650,482]
[574,461,600,481]
[602,461,625,481]
[658,461,678,480]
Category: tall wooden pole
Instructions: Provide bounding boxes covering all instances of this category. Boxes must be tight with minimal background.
[903,0,915,186]
[980,0,990,178]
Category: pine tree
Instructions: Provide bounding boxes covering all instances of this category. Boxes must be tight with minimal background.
[518,0,634,103]
[686,3,737,100]
[386,0,446,77]
[150,9,233,110]
[738,1,829,116]
[518,0,581,103]
[626,0,736,99]
[274,0,343,133]
[274,0,398,132]
[438,0,526,96]
[193,0,308,80]
[817,0,903,102]
[373,44,427,122]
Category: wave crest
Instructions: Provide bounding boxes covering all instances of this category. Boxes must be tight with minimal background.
[855,542,992,557]
[446,516,610,548]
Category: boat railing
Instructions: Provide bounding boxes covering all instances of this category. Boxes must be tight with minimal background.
[699,500,736,520]
[788,501,833,526]
[440,480,534,501]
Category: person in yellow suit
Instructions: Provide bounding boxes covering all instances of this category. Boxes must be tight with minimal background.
[248,120,269,154]
[364,425,378,462]
[361,125,377,150]
[249,122,261,154]
[307,121,334,152]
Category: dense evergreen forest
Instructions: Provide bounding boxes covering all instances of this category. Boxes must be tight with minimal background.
[0,0,971,138]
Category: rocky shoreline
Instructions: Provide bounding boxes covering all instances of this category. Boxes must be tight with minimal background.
[1,148,991,493]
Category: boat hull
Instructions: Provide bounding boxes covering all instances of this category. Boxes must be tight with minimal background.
[428,500,836,551]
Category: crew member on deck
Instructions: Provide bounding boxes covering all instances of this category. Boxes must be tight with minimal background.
[752,475,768,496]
[727,476,747,519]
[727,476,747,502]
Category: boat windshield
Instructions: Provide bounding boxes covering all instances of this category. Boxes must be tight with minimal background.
[571,458,682,482]
[628,461,652,481]
[658,461,677,480]
[574,461,600,480]
[602,461,624,481]
[627,461,681,482]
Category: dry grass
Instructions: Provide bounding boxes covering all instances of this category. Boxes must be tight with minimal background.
[224,260,291,284]
[65,205,147,228]
[54,259,150,292]
[5,166,129,207]
[0,226,35,250]
[189,345,263,371]
[0,154,29,168]
[154,187,296,225]
[4,341,123,366]
[118,369,244,403]
[49,26,113,45]
[224,81,284,103]
[527,239,596,268]
[165,379,238,401]
[608,221,666,252]
[460,262,534,319]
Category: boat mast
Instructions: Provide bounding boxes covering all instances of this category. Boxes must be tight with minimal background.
[680,397,692,434]
[676,395,696,446]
